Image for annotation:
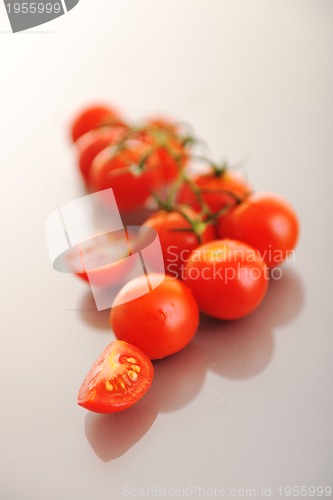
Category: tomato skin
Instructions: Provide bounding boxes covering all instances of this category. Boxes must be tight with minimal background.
[78,340,154,413]
[217,192,299,268]
[177,169,251,213]
[76,125,127,183]
[148,142,187,184]
[89,142,161,211]
[143,208,215,279]
[110,274,199,360]
[137,122,188,184]
[183,239,269,320]
[76,256,133,288]
[71,105,124,143]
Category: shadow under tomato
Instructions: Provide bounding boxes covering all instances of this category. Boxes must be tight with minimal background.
[145,342,208,413]
[84,341,207,460]
[84,396,159,462]
[196,311,275,379]
[78,290,111,331]
[259,266,305,327]
[82,268,304,460]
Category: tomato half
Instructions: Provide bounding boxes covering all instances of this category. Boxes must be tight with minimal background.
[76,125,127,183]
[110,274,199,360]
[142,208,215,279]
[183,239,269,320]
[177,169,251,214]
[71,104,125,143]
[217,192,299,268]
[77,340,154,413]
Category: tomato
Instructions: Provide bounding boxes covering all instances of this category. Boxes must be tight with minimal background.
[177,168,251,214]
[77,340,154,413]
[183,239,269,320]
[65,231,133,288]
[76,125,127,183]
[89,140,161,211]
[71,104,125,143]
[143,208,215,279]
[145,116,180,135]
[110,274,199,360]
[135,121,189,184]
[217,192,299,268]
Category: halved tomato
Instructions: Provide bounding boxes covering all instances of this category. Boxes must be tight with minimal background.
[78,340,154,413]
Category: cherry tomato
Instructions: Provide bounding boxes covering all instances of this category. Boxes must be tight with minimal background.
[65,231,133,288]
[143,208,215,279]
[76,125,127,183]
[137,122,188,183]
[89,140,161,211]
[145,116,180,135]
[110,274,199,360]
[149,139,188,184]
[217,192,299,268]
[71,104,125,143]
[177,168,251,214]
[77,340,154,413]
[183,239,269,320]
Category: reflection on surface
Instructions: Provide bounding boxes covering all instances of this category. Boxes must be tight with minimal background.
[83,268,304,461]
[259,267,305,327]
[85,398,158,462]
[146,343,207,413]
[196,312,274,379]
[78,290,110,330]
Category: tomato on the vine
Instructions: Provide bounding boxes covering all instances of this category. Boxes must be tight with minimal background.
[177,167,251,214]
[134,120,189,184]
[71,104,125,143]
[143,207,215,279]
[217,192,299,268]
[183,239,269,320]
[77,340,154,413]
[110,274,199,360]
[76,125,127,183]
[89,140,161,211]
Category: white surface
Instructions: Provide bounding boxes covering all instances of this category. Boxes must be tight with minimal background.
[1,1,332,499]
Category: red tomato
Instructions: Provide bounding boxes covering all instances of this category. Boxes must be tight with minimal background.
[89,140,161,211]
[110,274,199,360]
[145,116,180,135]
[136,123,188,183]
[76,125,127,183]
[143,208,215,279]
[217,192,299,268]
[183,239,269,320]
[149,139,188,184]
[71,104,125,143]
[177,168,251,214]
[78,340,154,413]
[65,231,133,288]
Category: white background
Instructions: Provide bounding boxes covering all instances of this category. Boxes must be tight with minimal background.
[0,1,332,499]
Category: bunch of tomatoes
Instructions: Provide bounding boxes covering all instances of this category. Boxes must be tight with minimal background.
[69,103,299,414]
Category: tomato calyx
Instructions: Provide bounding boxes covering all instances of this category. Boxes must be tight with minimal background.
[150,190,214,245]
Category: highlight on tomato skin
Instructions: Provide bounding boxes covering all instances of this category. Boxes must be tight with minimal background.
[77,340,154,414]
